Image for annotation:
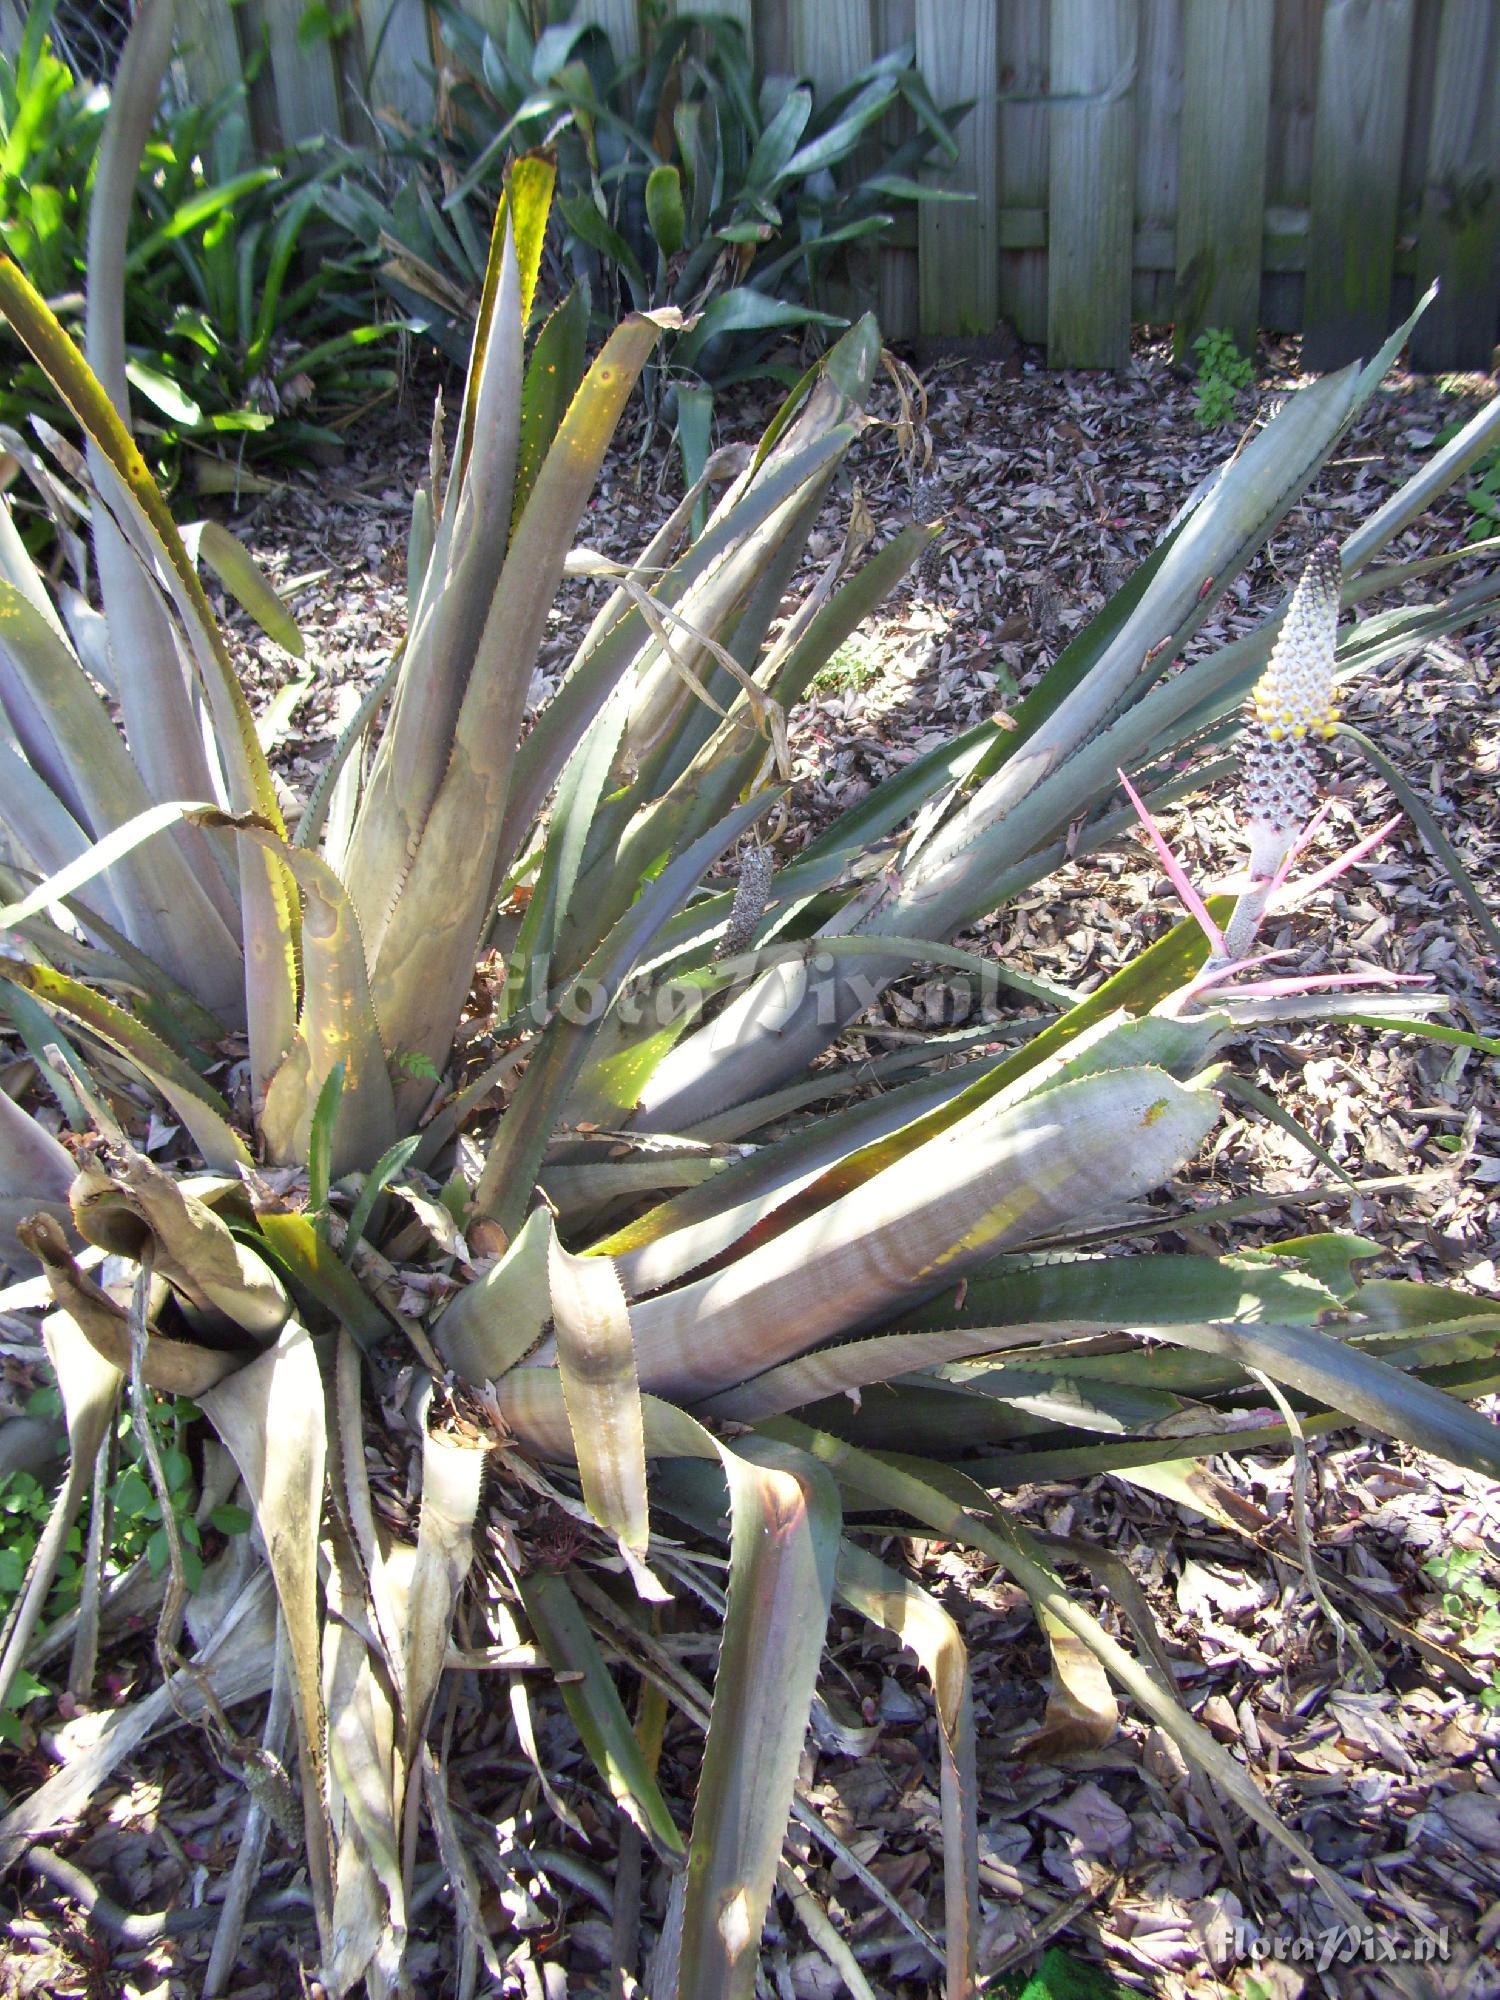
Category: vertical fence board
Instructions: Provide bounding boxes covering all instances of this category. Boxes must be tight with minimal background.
[876,0,919,341]
[240,0,347,146]
[359,0,436,131]
[1133,0,1183,324]
[140,0,1500,367]
[451,0,508,32]
[1175,0,1273,353]
[794,2,875,330]
[575,0,640,58]
[996,0,1049,345]
[1400,0,1444,216]
[659,0,751,22]
[1265,0,1321,196]
[1260,0,1320,329]
[666,0,751,20]
[1392,0,1443,329]
[754,0,793,73]
[1411,0,1500,369]
[1048,0,1136,366]
[793,0,872,87]
[174,0,245,102]
[1303,0,1416,369]
[877,0,916,54]
[915,0,998,335]
[231,2,285,154]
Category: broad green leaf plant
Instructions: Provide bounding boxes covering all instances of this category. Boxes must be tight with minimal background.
[326,0,966,441]
[1,4,1499,1994]
[0,0,395,521]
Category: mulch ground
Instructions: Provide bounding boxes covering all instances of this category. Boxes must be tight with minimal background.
[2,328,1498,2000]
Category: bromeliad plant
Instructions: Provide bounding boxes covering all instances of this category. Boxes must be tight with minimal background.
[2,3,1500,1993]
[329,0,966,446]
[122,82,399,494]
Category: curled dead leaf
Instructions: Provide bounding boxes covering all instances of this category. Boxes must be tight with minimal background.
[16,1213,245,1397]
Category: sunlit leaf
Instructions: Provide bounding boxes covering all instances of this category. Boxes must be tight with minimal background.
[548,1224,651,1563]
[199,1321,334,1953]
[677,1435,840,2000]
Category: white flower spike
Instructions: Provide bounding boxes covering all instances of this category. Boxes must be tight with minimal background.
[1228,537,1343,956]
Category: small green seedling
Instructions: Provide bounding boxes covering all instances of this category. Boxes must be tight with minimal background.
[0,1393,251,1738]
[984,1946,1134,1999]
[1424,1547,1500,1708]
[1461,447,1500,542]
[1192,327,1254,430]
[810,631,887,694]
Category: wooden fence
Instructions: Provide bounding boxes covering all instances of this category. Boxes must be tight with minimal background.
[27,0,1500,369]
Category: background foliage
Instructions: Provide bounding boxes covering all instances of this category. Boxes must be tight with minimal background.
[0,0,395,522]
[325,0,967,458]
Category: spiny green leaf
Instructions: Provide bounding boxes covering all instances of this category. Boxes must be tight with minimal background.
[506,150,555,331]
[252,1209,390,1351]
[512,284,588,527]
[1,959,249,1173]
[342,1136,423,1263]
[306,1061,346,1222]
[516,1568,685,1861]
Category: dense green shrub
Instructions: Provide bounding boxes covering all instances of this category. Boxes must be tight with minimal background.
[326,0,967,454]
[0,0,395,517]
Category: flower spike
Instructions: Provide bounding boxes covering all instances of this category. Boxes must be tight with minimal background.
[1225,537,1344,959]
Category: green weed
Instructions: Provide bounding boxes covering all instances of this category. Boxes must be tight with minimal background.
[984,1946,1134,1999]
[809,632,888,694]
[1192,326,1254,430]
[1424,1546,1500,1708]
[0,1392,250,1738]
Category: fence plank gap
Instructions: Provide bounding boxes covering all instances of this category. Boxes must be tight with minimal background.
[753,0,792,75]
